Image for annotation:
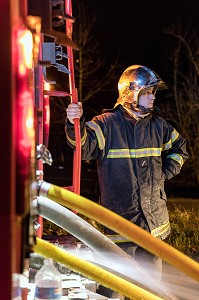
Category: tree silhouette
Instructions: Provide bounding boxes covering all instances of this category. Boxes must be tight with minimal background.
[47,1,122,169]
[163,24,199,185]
[49,0,123,125]
[72,0,122,115]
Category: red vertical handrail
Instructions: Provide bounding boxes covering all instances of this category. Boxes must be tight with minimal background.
[65,0,81,195]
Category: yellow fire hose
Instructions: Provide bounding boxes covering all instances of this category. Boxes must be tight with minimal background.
[34,237,164,300]
[38,181,199,283]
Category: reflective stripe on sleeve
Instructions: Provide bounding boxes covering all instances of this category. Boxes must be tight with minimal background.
[162,129,179,151]
[167,153,184,167]
[86,121,105,150]
[66,129,87,147]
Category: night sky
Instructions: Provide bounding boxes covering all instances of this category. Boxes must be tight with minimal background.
[78,0,199,79]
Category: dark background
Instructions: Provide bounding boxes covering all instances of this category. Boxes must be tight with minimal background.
[44,0,199,200]
[89,0,199,75]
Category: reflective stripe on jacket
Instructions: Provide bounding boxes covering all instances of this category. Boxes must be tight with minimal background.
[66,106,188,240]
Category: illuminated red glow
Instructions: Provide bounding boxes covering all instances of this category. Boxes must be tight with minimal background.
[43,95,50,139]
[18,28,33,75]
[44,100,50,127]
[16,28,34,160]
[14,25,35,215]
[17,90,35,156]
[43,81,50,146]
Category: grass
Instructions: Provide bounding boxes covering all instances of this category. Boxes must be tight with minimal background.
[167,205,199,262]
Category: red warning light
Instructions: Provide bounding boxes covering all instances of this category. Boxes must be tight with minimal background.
[15,27,35,215]
[43,81,50,146]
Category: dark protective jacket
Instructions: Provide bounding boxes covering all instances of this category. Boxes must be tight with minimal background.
[66,105,188,241]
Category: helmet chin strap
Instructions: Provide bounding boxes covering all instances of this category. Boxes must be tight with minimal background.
[123,101,139,112]
[137,105,154,114]
[123,102,153,120]
[122,88,142,112]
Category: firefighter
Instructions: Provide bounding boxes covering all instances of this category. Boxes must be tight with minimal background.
[65,65,188,282]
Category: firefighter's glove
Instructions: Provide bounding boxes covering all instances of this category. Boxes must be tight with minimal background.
[66,102,83,124]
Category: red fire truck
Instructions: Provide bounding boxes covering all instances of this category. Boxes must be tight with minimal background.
[0,0,80,298]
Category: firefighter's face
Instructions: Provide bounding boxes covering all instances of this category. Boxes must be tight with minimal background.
[138,87,156,109]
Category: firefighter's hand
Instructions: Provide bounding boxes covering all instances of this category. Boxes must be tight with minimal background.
[66,102,83,124]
